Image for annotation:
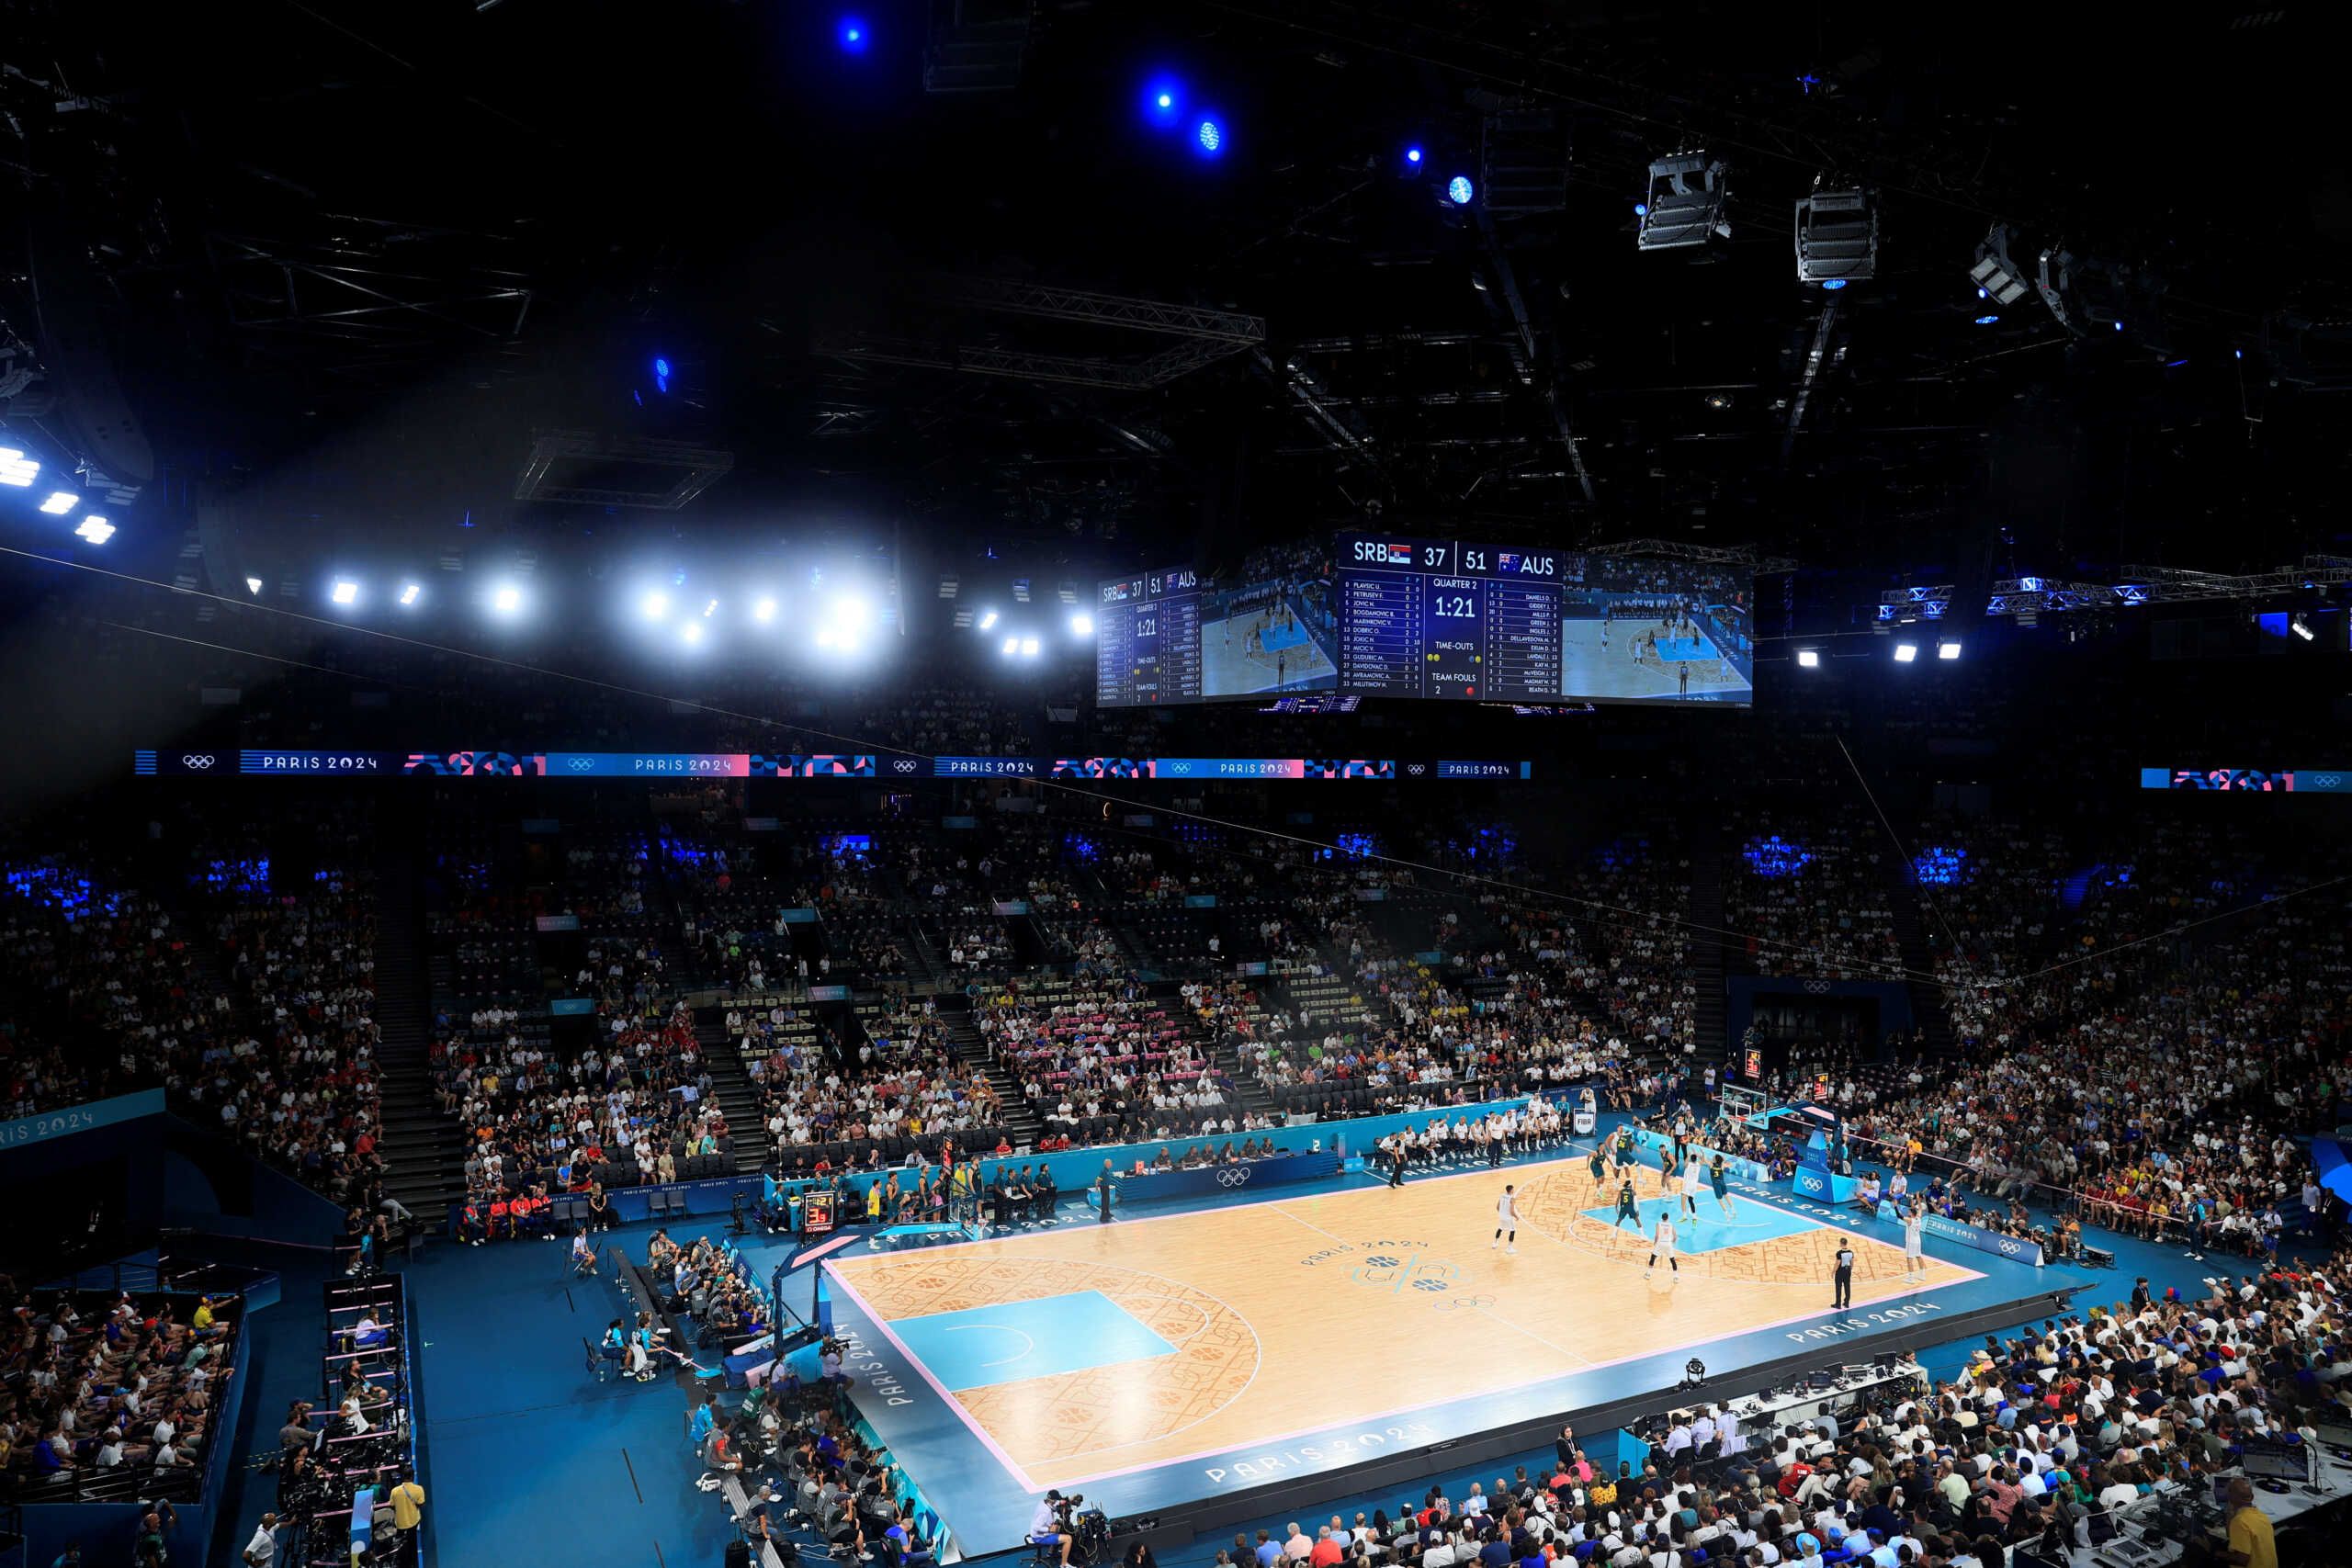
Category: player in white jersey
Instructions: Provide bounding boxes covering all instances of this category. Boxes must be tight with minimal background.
[1679,1159,1704,1220]
[1903,1200,1926,1282]
[1645,1213,1678,1281]
[1493,1184,1520,1254]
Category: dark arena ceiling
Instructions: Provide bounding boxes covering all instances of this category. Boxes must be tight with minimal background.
[2,0,2349,615]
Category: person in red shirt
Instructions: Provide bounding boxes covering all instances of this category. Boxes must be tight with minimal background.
[1308,1529,1344,1568]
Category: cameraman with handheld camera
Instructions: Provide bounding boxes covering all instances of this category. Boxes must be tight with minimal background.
[1028,1489,1077,1566]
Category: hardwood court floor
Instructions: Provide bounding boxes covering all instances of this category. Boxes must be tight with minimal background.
[825,1161,1976,1489]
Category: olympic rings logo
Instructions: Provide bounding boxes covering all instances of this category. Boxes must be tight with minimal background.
[182,755,216,769]
[1216,1168,1253,1188]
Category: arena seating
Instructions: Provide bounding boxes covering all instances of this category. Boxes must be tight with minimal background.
[1187,1263,2351,1567]
[0,1276,240,1501]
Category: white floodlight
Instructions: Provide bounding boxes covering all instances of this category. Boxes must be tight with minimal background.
[0,448,38,486]
[1069,612,1094,637]
[331,580,360,605]
[1970,223,2032,307]
[39,491,78,514]
[399,582,422,606]
[978,609,1000,631]
[1796,649,1821,668]
[1893,642,1917,663]
[74,516,115,544]
[1637,152,1730,250]
[1795,186,1877,284]
[1937,639,1962,660]
[639,590,670,621]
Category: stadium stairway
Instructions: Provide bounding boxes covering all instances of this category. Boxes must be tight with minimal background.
[903,925,945,988]
[940,998,1043,1149]
[693,1008,768,1173]
[374,832,469,1222]
[1151,978,1281,1122]
[1686,818,1729,1066]
[1883,855,1959,1062]
[1104,913,1155,974]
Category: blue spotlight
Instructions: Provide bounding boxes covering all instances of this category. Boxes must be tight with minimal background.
[839,17,867,52]
[1144,80,1182,126]
[1407,146,1423,164]
[1974,314,1999,325]
[1196,118,1223,154]
[653,355,671,393]
[1447,175,1475,205]
[1634,202,1648,217]
[1821,278,1848,290]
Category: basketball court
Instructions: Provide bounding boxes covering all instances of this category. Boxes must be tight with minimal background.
[820,1155,2060,1554]
[1559,615,1754,702]
[1201,604,1338,695]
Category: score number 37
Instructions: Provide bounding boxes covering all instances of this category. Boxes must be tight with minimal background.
[1423,547,1488,570]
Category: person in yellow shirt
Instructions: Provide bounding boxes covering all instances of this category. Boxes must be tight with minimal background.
[387,1471,426,1535]
[2223,1477,2276,1568]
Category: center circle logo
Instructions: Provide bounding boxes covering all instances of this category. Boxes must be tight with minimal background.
[1346,1249,1460,1295]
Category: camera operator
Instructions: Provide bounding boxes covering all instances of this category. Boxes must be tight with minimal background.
[1028,1489,1076,1566]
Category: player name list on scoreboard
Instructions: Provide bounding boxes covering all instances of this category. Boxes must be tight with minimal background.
[1338,570,1423,696]
[1337,536,1564,701]
[1096,573,1204,705]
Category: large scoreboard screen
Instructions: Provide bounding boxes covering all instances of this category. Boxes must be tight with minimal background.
[1335,534,1754,705]
[1097,557,1342,706]
[1095,566,1205,705]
